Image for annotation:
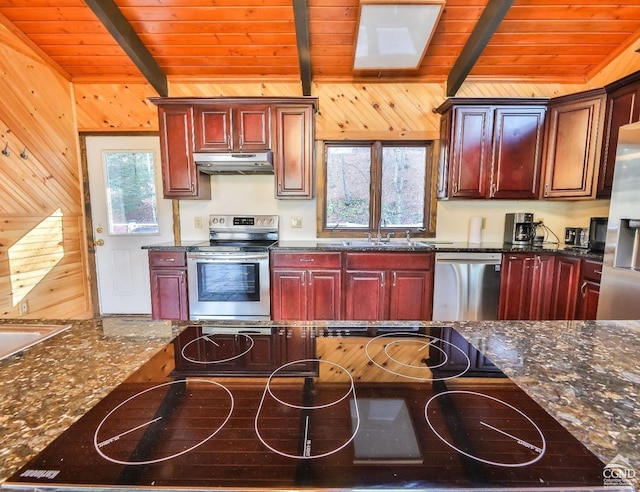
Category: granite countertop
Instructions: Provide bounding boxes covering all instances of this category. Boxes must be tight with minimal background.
[0,318,180,483]
[0,318,636,490]
[143,239,604,260]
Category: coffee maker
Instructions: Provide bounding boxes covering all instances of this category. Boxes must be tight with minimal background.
[504,212,535,245]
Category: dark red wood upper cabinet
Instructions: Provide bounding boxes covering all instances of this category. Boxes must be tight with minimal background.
[158,105,211,199]
[437,99,546,200]
[491,107,546,199]
[598,75,640,198]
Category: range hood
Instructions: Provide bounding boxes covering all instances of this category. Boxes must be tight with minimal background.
[195,151,274,174]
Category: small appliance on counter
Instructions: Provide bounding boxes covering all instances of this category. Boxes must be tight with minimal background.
[504,212,535,245]
[588,217,608,253]
[564,226,590,248]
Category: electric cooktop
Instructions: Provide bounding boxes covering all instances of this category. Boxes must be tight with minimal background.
[2,325,630,491]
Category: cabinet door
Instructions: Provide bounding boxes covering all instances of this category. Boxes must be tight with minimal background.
[388,270,433,320]
[499,254,554,320]
[576,280,600,320]
[159,106,210,199]
[236,105,272,150]
[149,269,188,320]
[549,255,581,320]
[449,106,493,198]
[244,334,277,370]
[193,106,233,151]
[542,92,605,199]
[345,270,386,320]
[275,105,314,198]
[437,109,452,199]
[528,254,555,320]
[498,254,531,320]
[491,107,545,199]
[270,269,307,321]
[307,270,342,320]
[575,259,602,319]
[277,327,316,373]
[598,83,640,197]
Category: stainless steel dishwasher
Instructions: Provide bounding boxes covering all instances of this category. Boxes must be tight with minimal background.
[432,252,502,321]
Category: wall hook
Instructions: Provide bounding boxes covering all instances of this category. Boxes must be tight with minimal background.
[1,142,9,156]
[20,147,28,159]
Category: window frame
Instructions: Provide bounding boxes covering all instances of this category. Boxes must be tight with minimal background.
[317,140,437,238]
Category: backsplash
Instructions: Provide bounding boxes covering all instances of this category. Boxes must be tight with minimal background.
[177,174,610,244]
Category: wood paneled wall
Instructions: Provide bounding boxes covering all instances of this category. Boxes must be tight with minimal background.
[0,23,90,319]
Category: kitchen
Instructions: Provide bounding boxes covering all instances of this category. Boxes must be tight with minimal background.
[0,1,639,490]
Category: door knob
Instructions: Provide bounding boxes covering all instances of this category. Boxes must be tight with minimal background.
[94,239,104,246]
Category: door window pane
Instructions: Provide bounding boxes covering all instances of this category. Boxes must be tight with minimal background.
[381,146,426,227]
[326,146,371,228]
[104,151,159,235]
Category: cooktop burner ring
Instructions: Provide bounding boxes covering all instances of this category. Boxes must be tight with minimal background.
[365,332,471,381]
[180,333,254,364]
[255,359,359,460]
[93,379,234,466]
[424,390,547,468]
[265,359,355,409]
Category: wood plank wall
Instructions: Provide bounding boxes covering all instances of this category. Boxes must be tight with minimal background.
[0,22,90,319]
[2,17,639,320]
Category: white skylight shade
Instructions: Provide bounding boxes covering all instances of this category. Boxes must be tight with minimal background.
[354,2,444,70]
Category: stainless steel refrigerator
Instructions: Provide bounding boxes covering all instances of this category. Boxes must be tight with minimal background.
[597,121,640,319]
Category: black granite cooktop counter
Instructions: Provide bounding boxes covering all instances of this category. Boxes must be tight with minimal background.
[0,318,635,490]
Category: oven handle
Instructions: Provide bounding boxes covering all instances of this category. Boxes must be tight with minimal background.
[187,253,268,262]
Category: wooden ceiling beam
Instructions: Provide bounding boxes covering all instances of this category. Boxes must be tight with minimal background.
[293,0,312,96]
[446,0,515,97]
[83,0,168,97]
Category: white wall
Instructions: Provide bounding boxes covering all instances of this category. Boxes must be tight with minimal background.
[178,174,610,244]
[435,199,610,244]
[179,174,319,241]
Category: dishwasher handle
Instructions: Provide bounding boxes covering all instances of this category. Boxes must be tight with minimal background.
[435,252,502,264]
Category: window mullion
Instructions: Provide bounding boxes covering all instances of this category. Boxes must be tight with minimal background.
[370,142,382,231]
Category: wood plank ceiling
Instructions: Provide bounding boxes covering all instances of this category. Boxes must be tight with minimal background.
[0,0,639,97]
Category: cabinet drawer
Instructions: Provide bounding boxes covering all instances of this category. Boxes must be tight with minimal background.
[346,252,433,270]
[149,251,187,268]
[271,252,341,269]
[581,259,603,283]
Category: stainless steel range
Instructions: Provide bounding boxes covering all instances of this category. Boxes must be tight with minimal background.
[3,324,629,491]
[186,215,279,320]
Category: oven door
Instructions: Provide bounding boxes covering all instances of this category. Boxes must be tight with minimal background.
[187,252,270,320]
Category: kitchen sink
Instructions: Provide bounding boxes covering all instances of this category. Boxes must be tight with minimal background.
[0,323,71,361]
[329,240,434,248]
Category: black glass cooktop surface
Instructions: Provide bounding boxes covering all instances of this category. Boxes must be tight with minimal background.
[2,325,624,491]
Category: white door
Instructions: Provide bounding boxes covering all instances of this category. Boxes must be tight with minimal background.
[86,136,174,314]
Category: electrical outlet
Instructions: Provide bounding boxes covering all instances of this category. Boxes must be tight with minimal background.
[194,216,203,228]
[291,216,302,228]
[20,300,28,315]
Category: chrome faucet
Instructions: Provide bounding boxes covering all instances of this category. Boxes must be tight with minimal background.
[376,219,394,242]
[376,219,386,242]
